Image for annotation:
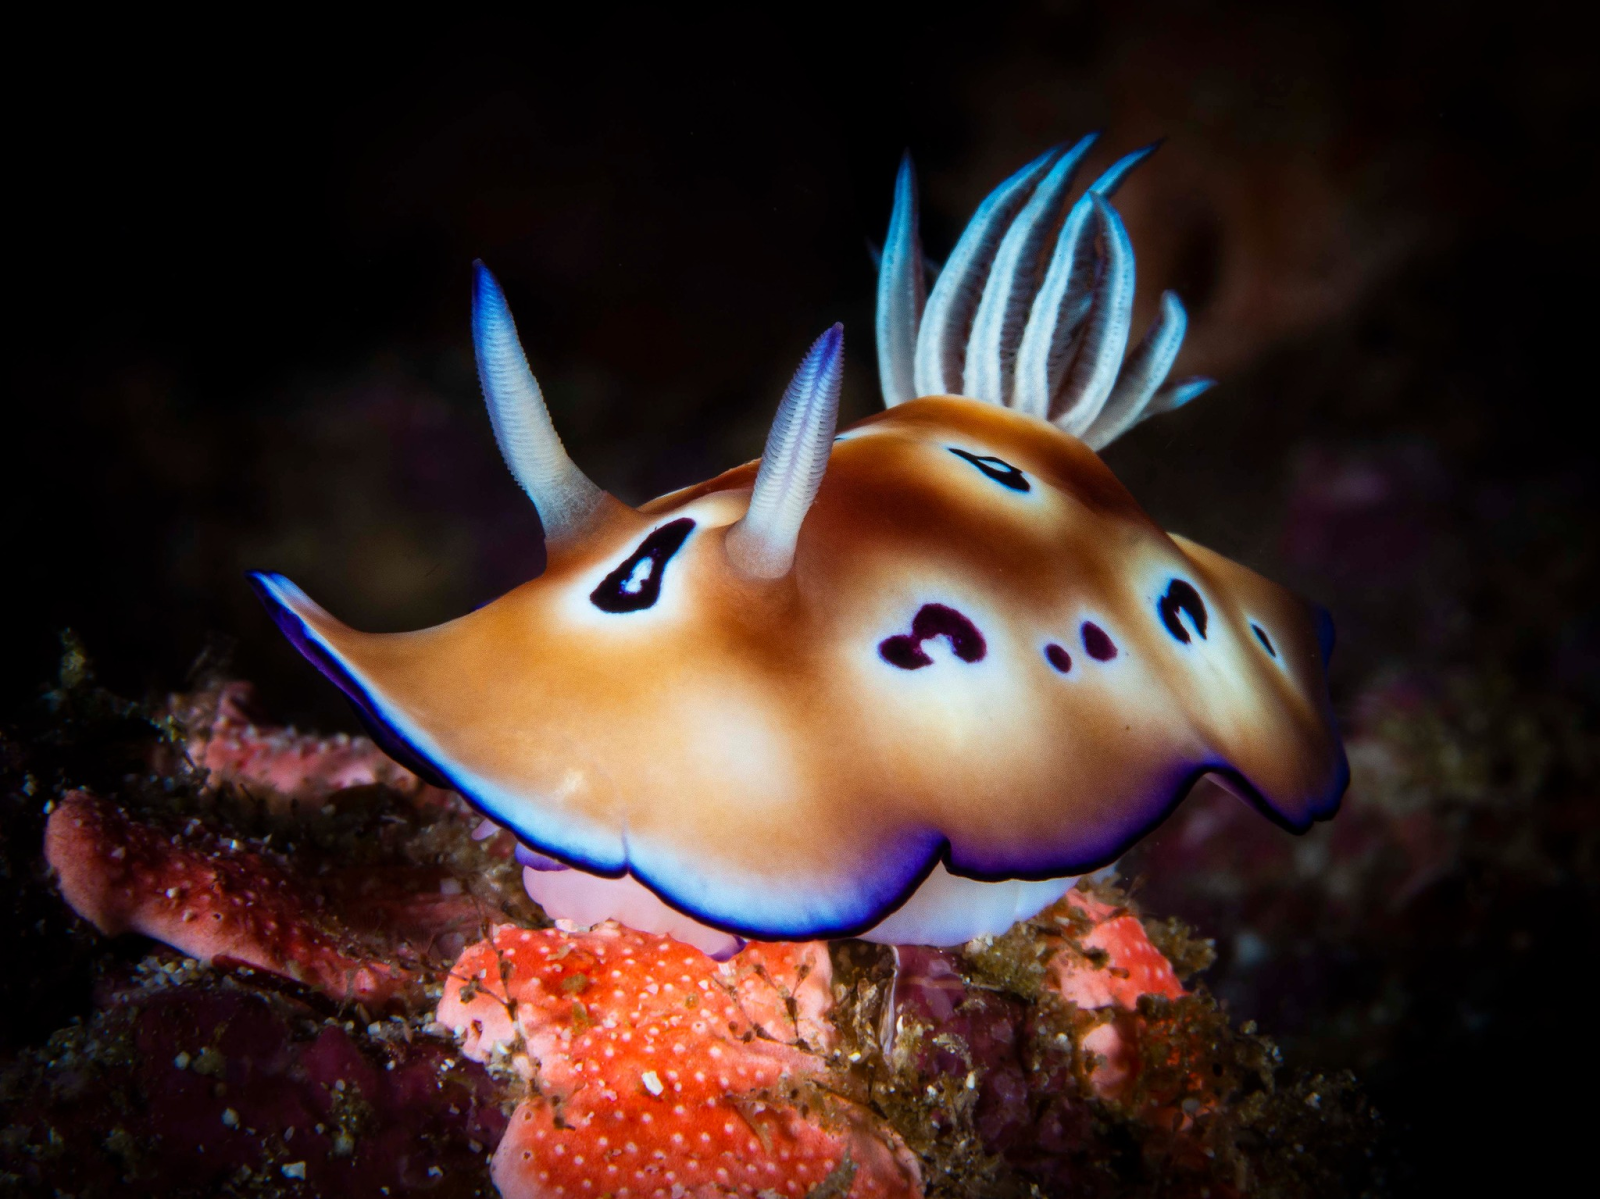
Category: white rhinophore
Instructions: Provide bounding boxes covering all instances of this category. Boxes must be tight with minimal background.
[724,324,845,579]
[472,260,611,543]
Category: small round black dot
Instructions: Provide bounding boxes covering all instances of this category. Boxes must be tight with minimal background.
[1045,644,1073,673]
[1082,622,1117,661]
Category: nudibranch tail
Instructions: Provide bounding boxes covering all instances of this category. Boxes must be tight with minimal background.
[472,260,620,543]
[725,323,844,578]
[879,138,1212,447]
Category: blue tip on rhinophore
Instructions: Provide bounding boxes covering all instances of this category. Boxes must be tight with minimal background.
[815,321,845,367]
[801,322,845,408]
[471,257,499,298]
[793,322,845,397]
[470,259,511,348]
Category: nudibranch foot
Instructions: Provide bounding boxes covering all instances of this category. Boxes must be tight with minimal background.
[521,862,747,959]
[857,863,1079,946]
[252,137,1347,950]
[519,849,1078,952]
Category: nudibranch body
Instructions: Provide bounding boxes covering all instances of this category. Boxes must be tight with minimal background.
[253,137,1346,956]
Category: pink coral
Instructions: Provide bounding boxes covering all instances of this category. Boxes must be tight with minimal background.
[178,680,456,810]
[439,923,921,1198]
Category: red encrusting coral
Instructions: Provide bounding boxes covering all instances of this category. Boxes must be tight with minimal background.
[439,923,921,1198]
[44,788,414,1004]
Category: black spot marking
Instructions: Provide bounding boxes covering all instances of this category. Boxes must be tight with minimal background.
[948,448,1030,492]
[1157,578,1208,644]
[1252,623,1277,657]
[1045,643,1073,673]
[879,604,987,670]
[1081,621,1117,661]
[589,519,696,613]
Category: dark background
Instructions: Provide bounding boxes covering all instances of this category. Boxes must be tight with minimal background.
[8,1,1597,1192]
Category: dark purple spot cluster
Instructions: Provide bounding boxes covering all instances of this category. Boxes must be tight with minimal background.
[880,603,988,670]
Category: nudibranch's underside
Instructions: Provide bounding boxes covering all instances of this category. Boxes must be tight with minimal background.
[253,136,1347,953]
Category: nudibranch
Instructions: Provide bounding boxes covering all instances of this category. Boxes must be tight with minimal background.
[251,136,1347,957]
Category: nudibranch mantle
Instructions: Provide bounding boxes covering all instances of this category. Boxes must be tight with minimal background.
[252,138,1347,951]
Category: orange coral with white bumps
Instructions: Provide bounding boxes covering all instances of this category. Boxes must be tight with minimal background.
[438,923,919,1198]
